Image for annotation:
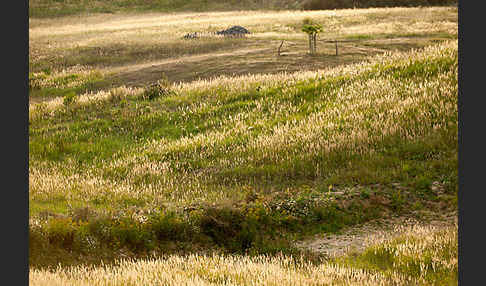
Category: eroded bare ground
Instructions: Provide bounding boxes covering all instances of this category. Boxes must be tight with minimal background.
[295,210,457,258]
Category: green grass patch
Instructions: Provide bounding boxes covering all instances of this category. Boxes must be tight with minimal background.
[333,225,457,285]
[29,69,111,99]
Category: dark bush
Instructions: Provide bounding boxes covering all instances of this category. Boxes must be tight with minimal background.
[303,0,352,10]
[199,207,259,252]
[149,211,191,241]
[44,217,76,250]
[142,82,169,100]
[142,76,173,100]
[63,91,78,106]
[110,216,154,251]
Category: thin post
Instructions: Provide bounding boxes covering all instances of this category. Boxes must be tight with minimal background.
[335,40,338,56]
[313,33,317,54]
[277,40,284,56]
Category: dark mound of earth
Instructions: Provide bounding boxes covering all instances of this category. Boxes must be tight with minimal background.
[216,25,250,36]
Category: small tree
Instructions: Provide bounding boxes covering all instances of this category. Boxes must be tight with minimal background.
[302,19,323,55]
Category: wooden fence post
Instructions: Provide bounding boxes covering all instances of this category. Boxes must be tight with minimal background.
[335,40,338,56]
[277,40,284,56]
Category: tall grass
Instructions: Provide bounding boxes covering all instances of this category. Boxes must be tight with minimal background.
[29,222,457,285]
[29,36,457,274]
[29,40,457,215]
[28,5,457,278]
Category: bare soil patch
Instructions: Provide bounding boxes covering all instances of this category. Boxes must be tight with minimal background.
[295,210,457,258]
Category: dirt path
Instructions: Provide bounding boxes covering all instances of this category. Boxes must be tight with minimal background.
[106,46,273,87]
[107,47,271,75]
[295,210,457,258]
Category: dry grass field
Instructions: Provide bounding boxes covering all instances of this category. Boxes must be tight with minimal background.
[29,5,458,285]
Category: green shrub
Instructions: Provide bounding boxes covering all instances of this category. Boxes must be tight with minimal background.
[360,188,372,199]
[390,190,406,211]
[142,76,173,100]
[111,216,154,251]
[198,207,260,252]
[149,211,191,241]
[29,225,47,249]
[63,91,78,106]
[44,217,77,249]
[73,221,97,251]
[87,217,113,243]
[414,175,433,198]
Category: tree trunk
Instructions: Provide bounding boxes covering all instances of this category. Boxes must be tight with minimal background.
[308,34,313,54]
[312,34,316,54]
[313,33,317,54]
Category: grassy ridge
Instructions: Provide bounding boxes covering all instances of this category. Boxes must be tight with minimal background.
[29,40,458,268]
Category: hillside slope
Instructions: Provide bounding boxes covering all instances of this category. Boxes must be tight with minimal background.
[29,40,457,268]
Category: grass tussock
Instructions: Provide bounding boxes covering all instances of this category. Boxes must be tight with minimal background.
[334,222,458,285]
[29,65,111,101]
